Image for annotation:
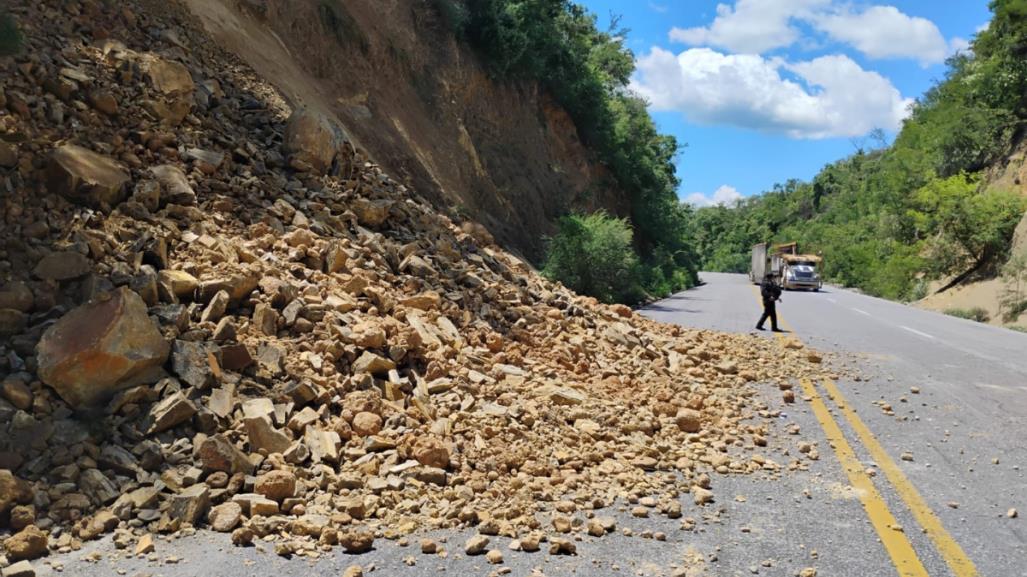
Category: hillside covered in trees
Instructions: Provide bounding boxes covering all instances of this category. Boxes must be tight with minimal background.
[691,0,1027,322]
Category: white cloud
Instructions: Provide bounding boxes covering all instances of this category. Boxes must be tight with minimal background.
[671,1,956,64]
[648,2,669,14]
[950,37,970,55]
[812,6,949,65]
[631,47,913,139]
[670,0,829,54]
[686,185,745,207]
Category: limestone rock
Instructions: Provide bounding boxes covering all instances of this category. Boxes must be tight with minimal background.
[37,287,170,408]
[245,415,292,454]
[464,534,489,555]
[254,470,296,502]
[198,435,254,475]
[339,530,374,554]
[149,164,196,206]
[157,270,198,301]
[208,502,242,532]
[32,252,91,281]
[411,437,449,469]
[143,56,194,125]
[3,525,48,561]
[1,470,31,518]
[351,412,382,437]
[352,351,395,375]
[2,560,35,577]
[46,145,130,208]
[169,484,210,526]
[148,392,197,434]
[675,409,702,433]
[283,108,344,174]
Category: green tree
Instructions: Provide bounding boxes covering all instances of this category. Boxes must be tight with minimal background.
[542,212,644,304]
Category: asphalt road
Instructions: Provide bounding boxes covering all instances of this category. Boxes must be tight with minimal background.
[30,273,1026,577]
[642,272,1027,577]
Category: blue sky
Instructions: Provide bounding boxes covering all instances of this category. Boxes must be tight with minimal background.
[576,0,993,205]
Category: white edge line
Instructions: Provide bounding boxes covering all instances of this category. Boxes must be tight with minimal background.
[900,325,936,340]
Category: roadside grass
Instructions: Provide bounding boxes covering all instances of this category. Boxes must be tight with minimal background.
[944,307,990,323]
[1008,325,1027,333]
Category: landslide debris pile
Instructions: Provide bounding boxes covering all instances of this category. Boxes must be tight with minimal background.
[0,0,823,563]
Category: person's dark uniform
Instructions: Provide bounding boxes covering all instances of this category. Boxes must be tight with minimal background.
[756,274,782,331]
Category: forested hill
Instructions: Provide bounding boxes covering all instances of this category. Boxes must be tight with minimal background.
[690,1,1027,322]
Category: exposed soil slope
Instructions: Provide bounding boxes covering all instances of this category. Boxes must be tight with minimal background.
[182,0,627,261]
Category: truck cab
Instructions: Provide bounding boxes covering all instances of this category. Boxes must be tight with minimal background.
[780,254,823,291]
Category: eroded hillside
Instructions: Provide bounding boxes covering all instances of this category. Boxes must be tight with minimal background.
[181,0,626,261]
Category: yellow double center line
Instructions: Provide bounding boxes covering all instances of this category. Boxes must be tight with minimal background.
[751,286,977,577]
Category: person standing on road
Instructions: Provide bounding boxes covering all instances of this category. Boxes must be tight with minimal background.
[756,273,783,332]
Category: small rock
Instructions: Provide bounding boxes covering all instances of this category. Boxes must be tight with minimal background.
[33,252,91,281]
[231,527,255,546]
[465,534,489,555]
[548,537,576,555]
[2,560,35,577]
[339,530,374,554]
[675,408,701,433]
[254,470,297,502]
[135,534,155,555]
[208,502,243,532]
[486,549,504,564]
[351,412,383,436]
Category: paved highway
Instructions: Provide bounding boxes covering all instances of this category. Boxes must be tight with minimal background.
[39,273,1026,577]
[642,272,1027,577]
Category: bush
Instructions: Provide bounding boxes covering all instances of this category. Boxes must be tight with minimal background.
[944,307,991,322]
[0,10,21,56]
[542,212,644,304]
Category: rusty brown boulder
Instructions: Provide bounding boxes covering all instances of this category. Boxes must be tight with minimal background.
[46,145,130,209]
[37,287,169,408]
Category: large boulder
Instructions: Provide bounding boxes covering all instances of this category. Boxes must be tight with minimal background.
[143,56,195,125]
[283,108,345,175]
[37,287,169,408]
[46,145,130,209]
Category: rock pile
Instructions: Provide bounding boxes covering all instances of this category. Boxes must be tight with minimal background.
[0,0,824,564]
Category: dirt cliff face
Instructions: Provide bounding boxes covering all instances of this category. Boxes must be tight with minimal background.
[183,0,626,261]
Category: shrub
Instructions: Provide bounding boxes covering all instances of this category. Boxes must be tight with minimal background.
[542,212,644,304]
[0,10,21,56]
[944,307,990,322]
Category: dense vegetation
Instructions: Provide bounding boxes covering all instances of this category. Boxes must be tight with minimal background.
[690,0,1027,313]
[432,0,699,303]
